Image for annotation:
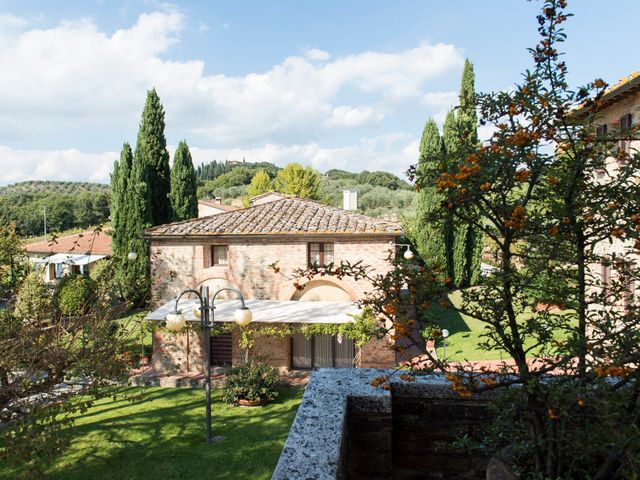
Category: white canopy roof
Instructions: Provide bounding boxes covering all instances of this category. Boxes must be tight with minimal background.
[145,299,361,325]
[38,253,107,266]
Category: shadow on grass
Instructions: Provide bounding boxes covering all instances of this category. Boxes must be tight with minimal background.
[3,387,303,480]
[429,304,471,335]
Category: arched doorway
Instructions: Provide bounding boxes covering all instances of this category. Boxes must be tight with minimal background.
[290,279,354,302]
[290,280,356,369]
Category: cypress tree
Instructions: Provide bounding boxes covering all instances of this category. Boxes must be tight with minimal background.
[414,119,447,270]
[451,59,483,287]
[441,110,458,282]
[442,110,458,154]
[109,143,132,255]
[169,140,198,221]
[119,151,153,306]
[134,88,171,226]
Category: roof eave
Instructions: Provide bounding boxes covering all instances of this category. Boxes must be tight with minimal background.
[571,75,640,119]
[143,231,403,241]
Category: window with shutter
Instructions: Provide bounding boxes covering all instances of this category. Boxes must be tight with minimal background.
[601,262,611,292]
[619,113,633,154]
[595,124,607,138]
[623,279,635,312]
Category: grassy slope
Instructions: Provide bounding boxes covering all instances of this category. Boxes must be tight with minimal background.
[1,387,303,480]
[431,290,576,362]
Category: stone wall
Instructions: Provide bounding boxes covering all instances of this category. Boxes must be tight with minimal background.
[273,369,492,480]
[149,235,397,307]
[150,329,206,374]
[148,235,399,372]
[231,326,292,372]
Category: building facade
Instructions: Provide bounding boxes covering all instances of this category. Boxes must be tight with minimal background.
[144,196,403,374]
[24,230,112,283]
[574,72,640,310]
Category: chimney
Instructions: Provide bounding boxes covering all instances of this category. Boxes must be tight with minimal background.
[343,190,358,210]
[214,197,222,205]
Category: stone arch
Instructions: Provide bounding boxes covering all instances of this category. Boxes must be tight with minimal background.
[194,276,242,300]
[289,279,356,302]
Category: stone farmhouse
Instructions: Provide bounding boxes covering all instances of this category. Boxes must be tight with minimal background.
[143,194,403,375]
[573,71,640,309]
[24,229,112,283]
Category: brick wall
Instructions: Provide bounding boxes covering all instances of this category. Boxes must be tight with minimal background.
[151,329,205,374]
[148,235,399,373]
[150,235,397,306]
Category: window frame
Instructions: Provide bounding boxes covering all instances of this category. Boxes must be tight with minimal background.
[307,242,334,267]
[290,333,355,370]
[208,244,229,267]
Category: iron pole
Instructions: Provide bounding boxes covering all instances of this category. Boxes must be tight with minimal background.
[203,285,212,444]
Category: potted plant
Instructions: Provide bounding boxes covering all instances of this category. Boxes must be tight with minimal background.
[223,360,280,406]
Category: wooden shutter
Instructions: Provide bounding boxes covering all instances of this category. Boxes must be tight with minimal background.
[210,333,233,366]
[596,124,607,138]
[620,113,632,130]
[334,336,355,368]
[619,113,633,154]
[291,334,312,369]
[601,262,611,292]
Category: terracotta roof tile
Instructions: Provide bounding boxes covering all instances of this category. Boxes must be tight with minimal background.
[24,230,112,255]
[144,197,403,237]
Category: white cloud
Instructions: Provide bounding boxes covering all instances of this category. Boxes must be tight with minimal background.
[221,22,229,29]
[0,145,117,184]
[325,105,385,128]
[187,132,418,178]
[198,21,209,33]
[0,11,463,146]
[0,14,28,30]
[422,91,457,110]
[0,10,464,184]
[304,48,330,62]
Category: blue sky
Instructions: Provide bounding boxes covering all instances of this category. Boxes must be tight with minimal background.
[0,0,637,184]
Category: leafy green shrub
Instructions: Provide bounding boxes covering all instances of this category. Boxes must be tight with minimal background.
[56,274,95,316]
[223,361,280,404]
[15,272,55,321]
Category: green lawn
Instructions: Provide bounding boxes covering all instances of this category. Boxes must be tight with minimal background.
[115,310,153,360]
[1,387,303,480]
[430,290,576,362]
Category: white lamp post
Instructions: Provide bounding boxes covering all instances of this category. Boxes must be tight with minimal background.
[441,328,449,359]
[165,286,252,444]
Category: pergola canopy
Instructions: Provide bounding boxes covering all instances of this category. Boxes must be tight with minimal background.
[145,299,361,325]
[38,253,107,266]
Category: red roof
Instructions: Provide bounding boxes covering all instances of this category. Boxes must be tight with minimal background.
[24,230,112,256]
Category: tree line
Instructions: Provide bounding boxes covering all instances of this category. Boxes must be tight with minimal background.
[0,187,110,237]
